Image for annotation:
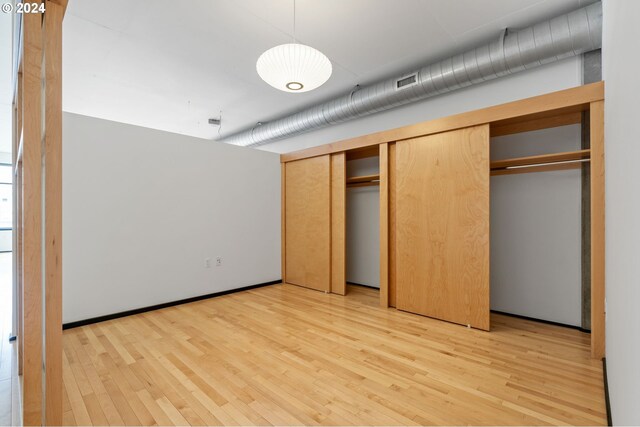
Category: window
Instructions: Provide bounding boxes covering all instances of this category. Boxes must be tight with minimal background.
[0,163,12,252]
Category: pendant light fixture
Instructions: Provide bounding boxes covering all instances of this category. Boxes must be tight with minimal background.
[256,0,332,93]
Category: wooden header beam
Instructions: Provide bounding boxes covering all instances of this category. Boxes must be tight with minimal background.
[281,82,604,163]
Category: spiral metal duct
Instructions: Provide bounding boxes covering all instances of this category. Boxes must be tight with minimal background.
[221,2,602,148]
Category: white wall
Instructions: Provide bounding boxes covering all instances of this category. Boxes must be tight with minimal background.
[63,113,281,323]
[346,157,379,287]
[490,126,582,326]
[602,1,640,424]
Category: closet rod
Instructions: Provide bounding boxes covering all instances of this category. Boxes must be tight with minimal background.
[491,158,590,176]
[505,158,590,170]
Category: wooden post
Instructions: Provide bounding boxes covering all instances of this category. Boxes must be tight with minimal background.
[16,162,23,377]
[21,11,43,426]
[14,70,24,377]
[43,1,65,424]
[590,100,605,359]
[281,163,286,284]
[379,143,389,307]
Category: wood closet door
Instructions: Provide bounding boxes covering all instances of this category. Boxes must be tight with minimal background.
[395,125,490,330]
[285,155,331,292]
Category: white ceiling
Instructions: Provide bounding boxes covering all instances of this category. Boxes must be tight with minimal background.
[63,0,595,143]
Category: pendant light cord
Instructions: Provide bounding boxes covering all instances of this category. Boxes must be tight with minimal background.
[293,0,296,42]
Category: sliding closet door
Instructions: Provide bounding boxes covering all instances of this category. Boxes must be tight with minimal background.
[285,155,331,292]
[395,125,490,330]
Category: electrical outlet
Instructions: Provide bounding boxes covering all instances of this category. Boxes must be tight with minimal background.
[204,258,211,268]
[216,257,222,267]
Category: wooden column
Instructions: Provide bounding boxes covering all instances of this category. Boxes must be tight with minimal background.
[590,100,605,359]
[16,163,23,377]
[22,11,44,426]
[281,163,286,283]
[44,1,65,423]
[13,70,24,377]
[11,1,67,423]
[379,143,389,307]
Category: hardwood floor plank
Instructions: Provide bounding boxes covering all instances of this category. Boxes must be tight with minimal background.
[63,284,606,426]
[67,330,125,425]
[62,349,92,426]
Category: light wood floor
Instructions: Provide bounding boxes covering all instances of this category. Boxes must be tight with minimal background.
[63,284,606,426]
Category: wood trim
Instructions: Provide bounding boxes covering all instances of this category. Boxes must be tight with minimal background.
[44,1,64,423]
[331,153,346,295]
[379,143,389,308]
[21,11,43,426]
[281,82,604,163]
[490,111,582,137]
[590,100,605,360]
[281,163,286,283]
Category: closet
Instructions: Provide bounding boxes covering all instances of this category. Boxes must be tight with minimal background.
[490,125,585,327]
[280,82,605,358]
[345,154,381,291]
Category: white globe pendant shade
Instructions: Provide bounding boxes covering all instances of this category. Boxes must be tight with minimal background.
[256,43,332,93]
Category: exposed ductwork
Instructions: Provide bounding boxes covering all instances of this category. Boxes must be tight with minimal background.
[221,2,602,148]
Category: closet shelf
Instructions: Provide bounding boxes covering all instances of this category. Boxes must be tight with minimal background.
[347,174,380,183]
[491,149,590,176]
[346,174,380,188]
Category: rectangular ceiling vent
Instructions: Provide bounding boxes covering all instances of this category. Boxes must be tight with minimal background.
[395,73,418,91]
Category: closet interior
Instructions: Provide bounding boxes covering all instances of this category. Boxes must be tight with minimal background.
[490,124,589,328]
[346,151,381,292]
